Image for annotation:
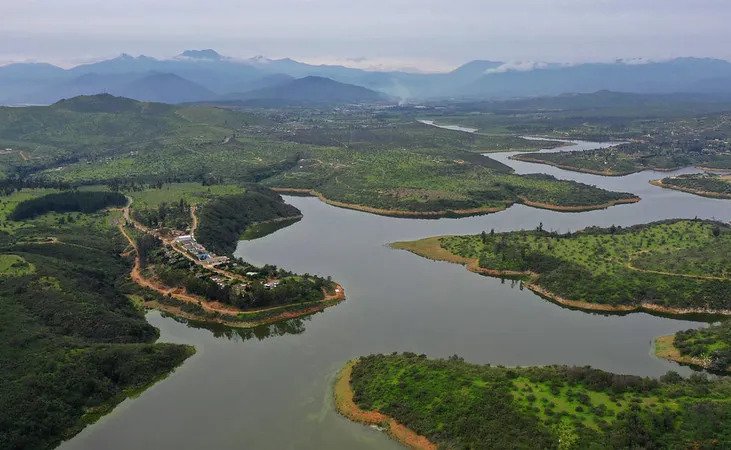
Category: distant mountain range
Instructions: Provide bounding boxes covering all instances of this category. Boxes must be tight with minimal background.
[2,49,731,105]
[218,76,390,106]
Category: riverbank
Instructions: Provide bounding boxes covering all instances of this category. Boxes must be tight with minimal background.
[649,179,731,199]
[509,154,638,176]
[272,187,639,218]
[518,195,640,212]
[271,188,508,218]
[333,360,437,450]
[510,155,681,177]
[391,236,731,317]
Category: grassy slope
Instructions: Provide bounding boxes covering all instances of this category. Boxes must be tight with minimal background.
[394,220,731,313]
[345,353,731,449]
[0,189,194,449]
[127,182,245,209]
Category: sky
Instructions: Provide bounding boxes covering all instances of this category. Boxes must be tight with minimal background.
[1,0,730,72]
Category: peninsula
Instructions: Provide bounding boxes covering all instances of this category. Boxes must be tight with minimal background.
[336,353,731,449]
[392,220,731,316]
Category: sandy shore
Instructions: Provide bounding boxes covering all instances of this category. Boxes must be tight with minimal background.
[333,360,437,450]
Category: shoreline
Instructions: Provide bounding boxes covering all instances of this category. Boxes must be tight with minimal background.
[511,154,682,177]
[509,154,639,176]
[654,335,731,374]
[333,360,437,450]
[649,179,731,199]
[654,335,711,370]
[391,237,731,317]
[271,187,639,218]
[518,196,640,212]
[271,188,508,218]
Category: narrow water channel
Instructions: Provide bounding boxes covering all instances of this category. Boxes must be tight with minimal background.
[60,135,730,450]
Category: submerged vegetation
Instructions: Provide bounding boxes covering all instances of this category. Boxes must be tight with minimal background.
[395,220,731,314]
[342,353,731,449]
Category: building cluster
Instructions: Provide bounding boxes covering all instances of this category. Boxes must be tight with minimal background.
[174,234,229,266]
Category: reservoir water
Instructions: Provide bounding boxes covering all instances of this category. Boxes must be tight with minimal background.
[60,137,730,450]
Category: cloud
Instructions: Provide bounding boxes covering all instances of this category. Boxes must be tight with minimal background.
[485,61,551,74]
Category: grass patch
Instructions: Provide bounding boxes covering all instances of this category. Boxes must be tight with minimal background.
[0,254,35,276]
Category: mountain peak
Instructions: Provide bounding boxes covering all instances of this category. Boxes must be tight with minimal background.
[179,49,223,61]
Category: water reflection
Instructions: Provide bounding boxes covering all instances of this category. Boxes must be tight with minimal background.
[160,311,312,342]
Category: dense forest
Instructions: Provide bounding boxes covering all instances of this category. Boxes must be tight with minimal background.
[347,353,731,449]
[0,190,193,449]
[10,190,127,220]
[133,197,193,230]
[195,187,301,255]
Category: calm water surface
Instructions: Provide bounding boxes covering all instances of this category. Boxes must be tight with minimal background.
[60,138,730,450]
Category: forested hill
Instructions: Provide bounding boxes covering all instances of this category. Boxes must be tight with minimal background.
[220,76,391,105]
[195,187,301,255]
[0,189,193,449]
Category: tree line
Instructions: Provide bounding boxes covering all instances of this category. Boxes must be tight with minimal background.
[10,190,127,220]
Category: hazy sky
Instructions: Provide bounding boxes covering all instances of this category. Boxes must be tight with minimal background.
[2,0,729,71]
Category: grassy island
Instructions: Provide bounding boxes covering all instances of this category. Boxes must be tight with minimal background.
[656,321,731,374]
[651,173,731,199]
[392,220,731,315]
[336,354,731,450]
